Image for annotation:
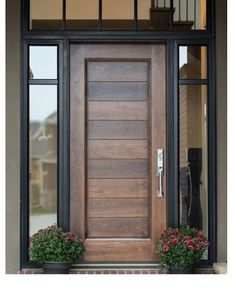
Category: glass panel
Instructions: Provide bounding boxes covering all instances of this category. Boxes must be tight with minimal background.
[179,85,208,247]
[138,0,207,31]
[103,0,134,30]
[138,0,152,30]
[29,46,57,79]
[173,0,207,30]
[29,85,57,238]
[179,46,207,79]
[66,0,99,30]
[29,0,207,31]
[30,0,63,30]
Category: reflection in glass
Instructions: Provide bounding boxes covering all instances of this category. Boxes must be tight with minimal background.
[173,0,207,30]
[103,0,134,30]
[66,0,99,30]
[138,0,207,31]
[179,85,208,241]
[179,46,207,79]
[30,46,57,80]
[30,0,63,30]
[138,0,152,30]
[29,85,57,237]
[29,0,207,31]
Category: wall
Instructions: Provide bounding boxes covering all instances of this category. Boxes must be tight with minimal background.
[215,0,227,262]
[6,0,21,273]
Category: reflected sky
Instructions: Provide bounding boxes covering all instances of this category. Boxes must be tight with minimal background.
[30,85,57,122]
[30,46,57,79]
[30,46,57,122]
[179,46,188,68]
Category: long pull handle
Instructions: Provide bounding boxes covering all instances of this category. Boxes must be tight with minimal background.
[157,149,164,198]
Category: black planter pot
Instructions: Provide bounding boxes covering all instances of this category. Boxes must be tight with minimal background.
[168,266,195,274]
[42,262,71,274]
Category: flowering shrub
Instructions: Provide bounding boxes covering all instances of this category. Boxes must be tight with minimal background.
[29,224,86,263]
[157,225,209,268]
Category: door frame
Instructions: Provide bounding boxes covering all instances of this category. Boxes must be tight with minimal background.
[20,1,217,268]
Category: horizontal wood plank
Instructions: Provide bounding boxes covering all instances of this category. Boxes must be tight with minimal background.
[87,82,148,101]
[83,240,153,261]
[88,101,148,120]
[88,140,148,159]
[88,179,149,198]
[88,121,148,140]
[88,61,148,82]
[87,218,149,238]
[87,198,148,218]
[88,159,149,178]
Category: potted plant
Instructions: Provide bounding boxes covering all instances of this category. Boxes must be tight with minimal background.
[157,225,209,274]
[29,224,86,274]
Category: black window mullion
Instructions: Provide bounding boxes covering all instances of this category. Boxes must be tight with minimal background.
[63,0,66,30]
[179,79,208,85]
[134,0,138,30]
[99,0,103,30]
[58,40,70,231]
[28,79,58,85]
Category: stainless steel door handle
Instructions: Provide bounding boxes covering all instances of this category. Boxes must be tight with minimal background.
[157,149,164,197]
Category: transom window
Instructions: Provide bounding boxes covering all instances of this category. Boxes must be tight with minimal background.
[29,0,207,31]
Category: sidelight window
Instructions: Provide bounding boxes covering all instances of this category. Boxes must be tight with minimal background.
[29,46,58,239]
[179,46,208,247]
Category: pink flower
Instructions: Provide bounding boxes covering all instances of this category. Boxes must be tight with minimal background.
[189,239,195,245]
[67,235,76,242]
[184,240,190,246]
[194,244,200,251]
[163,245,169,252]
[184,236,191,241]
[173,230,180,237]
[188,245,194,251]
[199,241,209,247]
[197,231,204,238]
[202,241,209,247]
[171,238,179,246]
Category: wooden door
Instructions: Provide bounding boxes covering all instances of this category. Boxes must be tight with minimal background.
[70,45,166,262]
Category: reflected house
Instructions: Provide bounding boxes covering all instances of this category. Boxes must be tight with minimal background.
[29,112,57,215]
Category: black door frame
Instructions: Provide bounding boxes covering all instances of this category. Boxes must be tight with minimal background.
[20,0,216,268]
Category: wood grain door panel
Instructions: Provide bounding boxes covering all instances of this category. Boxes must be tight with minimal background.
[88,159,149,178]
[87,61,148,81]
[88,121,149,140]
[88,140,148,159]
[88,101,148,120]
[87,218,149,238]
[87,198,149,218]
[87,82,148,101]
[88,179,149,198]
[70,45,166,262]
